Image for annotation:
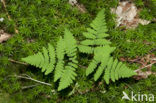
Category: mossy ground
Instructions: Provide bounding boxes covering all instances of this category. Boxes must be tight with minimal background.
[0,0,156,103]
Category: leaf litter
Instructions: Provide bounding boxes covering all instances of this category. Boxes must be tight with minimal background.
[111,1,151,29]
[120,53,156,80]
[0,30,11,43]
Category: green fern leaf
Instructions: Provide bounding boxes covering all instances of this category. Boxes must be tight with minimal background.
[58,66,77,91]
[110,59,118,82]
[84,9,136,84]
[54,37,65,82]
[64,29,77,57]
[86,60,98,76]
[45,44,56,75]
[79,9,111,54]
[103,57,113,84]
[22,44,56,75]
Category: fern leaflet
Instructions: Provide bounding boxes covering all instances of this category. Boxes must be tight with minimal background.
[78,9,110,54]
[22,43,56,75]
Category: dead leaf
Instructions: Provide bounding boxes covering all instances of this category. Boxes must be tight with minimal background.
[133,71,152,80]
[120,53,156,80]
[69,0,87,13]
[111,1,151,29]
[69,0,77,6]
[0,30,11,43]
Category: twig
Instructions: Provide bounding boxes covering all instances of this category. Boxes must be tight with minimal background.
[1,0,18,34]
[1,0,11,20]
[21,84,40,90]
[12,74,52,86]
[78,64,87,69]
[8,58,28,65]
[149,47,156,53]
[75,4,86,13]
[134,62,156,72]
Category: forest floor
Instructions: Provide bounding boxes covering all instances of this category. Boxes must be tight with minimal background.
[0,0,156,103]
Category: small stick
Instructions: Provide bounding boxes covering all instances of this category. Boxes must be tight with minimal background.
[13,74,52,86]
[8,58,28,65]
[1,0,19,34]
[134,62,156,72]
[21,84,40,90]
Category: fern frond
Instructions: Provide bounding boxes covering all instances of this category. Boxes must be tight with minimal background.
[22,44,56,75]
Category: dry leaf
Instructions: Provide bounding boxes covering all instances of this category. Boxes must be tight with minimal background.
[69,0,77,6]
[69,0,87,13]
[0,30,11,43]
[111,1,151,29]
[120,53,156,80]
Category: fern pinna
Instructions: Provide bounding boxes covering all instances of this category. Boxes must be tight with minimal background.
[78,9,111,54]
[79,9,136,83]
[22,29,78,91]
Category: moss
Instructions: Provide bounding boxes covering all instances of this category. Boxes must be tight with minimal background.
[0,0,155,102]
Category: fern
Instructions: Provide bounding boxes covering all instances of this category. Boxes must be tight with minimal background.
[81,9,136,83]
[22,29,78,91]
[22,9,137,92]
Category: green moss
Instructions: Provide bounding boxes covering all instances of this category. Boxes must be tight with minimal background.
[0,0,155,102]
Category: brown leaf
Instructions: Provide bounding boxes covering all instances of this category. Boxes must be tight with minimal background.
[111,1,151,29]
[121,53,156,80]
[0,30,11,43]
[69,0,87,13]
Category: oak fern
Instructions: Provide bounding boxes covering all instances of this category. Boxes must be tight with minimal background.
[80,9,136,83]
[22,9,137,92]
[22,29,78,91]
